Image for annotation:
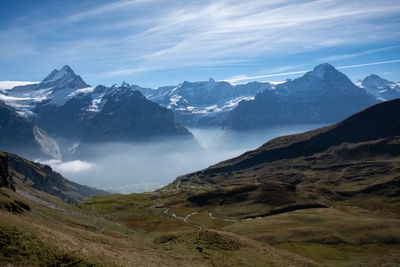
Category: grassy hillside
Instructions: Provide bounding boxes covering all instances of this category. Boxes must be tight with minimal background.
[0,187,316,266]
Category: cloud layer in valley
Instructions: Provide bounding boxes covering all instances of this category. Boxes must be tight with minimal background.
[41,125,323,193]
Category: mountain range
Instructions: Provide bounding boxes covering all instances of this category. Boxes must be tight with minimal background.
[0,66,191,158]
[123,64,399,129]
[357,73,400,100]
[136,78,270,126]
[223,64,379,130]
[0,63,398,159]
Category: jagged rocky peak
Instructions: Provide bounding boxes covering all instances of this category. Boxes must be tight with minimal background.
[0,153,15,191]
[120,81,130,88]
[106,83,143,99]
[41,65,89,88]
[43,65,76,82]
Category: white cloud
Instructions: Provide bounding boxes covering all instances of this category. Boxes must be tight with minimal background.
[0,81,38,90]
[319,45,400,62]
[40,159,96,174]
[96,0,400,76]
[224,70,309,84]
[336,59,400,70]
[66,0,157,23]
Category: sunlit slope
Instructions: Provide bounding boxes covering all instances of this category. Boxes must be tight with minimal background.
[0,152,316,266]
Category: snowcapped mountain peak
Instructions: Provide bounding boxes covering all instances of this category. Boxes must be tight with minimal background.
[275,63,362,97]
[358,74,400,100]
[309,63,337,78]
[2,65,90,110]
[362,74,394,87]
[61,64,73,72]
[365,73,382,80]
[42,65,77,83]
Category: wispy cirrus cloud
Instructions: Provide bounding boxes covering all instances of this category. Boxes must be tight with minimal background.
[319,45,400,62]
[0,0,400,85]
[96,0,400,77]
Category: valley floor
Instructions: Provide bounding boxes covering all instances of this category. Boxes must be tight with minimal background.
[1,180,400,266]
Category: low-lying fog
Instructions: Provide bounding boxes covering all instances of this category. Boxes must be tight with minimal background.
[41,125,324,193]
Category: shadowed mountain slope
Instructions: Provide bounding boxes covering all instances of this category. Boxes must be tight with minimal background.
[0,102,60,159]
[194,98,400,175]
[172,99,400,218]
[0,151,106,203]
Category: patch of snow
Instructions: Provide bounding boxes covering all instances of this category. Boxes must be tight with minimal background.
[223,96,254,109]
[87,94,105,112]
[33,126,62,160]
[68,143,80,154]
[49,86,94,106]
[67,87,94,98]
[168,94,189,109]
[0,92,49,111]
[267,81,285,85]
[15,110,35,118]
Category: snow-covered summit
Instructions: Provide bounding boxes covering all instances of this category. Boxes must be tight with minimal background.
[309,63,337,79]
[0,66,91,113]
[276,63,357,97]
[43,65,75,82]
[357,74,400,100]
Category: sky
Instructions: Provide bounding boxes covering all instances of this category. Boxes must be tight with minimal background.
[0,0,399,88]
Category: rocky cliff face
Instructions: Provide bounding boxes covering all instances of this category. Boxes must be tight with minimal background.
[0,102,59,159]
[4,151,107,203]
[83,86,192,143]
[0,153,14,190]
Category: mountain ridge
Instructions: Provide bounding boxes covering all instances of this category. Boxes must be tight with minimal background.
[177,98,400,181]
[223,63,378,130]
[0,151,107,203]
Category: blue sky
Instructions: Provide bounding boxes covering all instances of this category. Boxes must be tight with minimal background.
[0,0,399,88]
